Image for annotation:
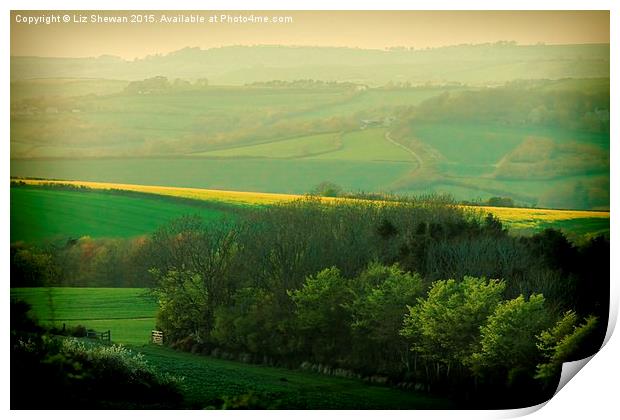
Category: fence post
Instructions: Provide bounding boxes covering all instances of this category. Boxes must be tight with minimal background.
[151,330,164,345]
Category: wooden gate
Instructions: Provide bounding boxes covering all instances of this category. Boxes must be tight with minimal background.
[151,330,164,345]
[86,329,111,342]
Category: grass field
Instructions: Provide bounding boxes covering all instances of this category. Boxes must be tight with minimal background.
[10,83,452,159]
[12,286,450,409]
[10,186,233,243]
[189,129,414,162]
[134,345,450,409]
[10,287,157,345]
[299,87,459,119]
[10,158,413,196]
[10,78,129,101]
[11,86,353,159]
[14,179,305,205]
[310,128,414,162]
[412,122,535,167]
[196,133,341,158]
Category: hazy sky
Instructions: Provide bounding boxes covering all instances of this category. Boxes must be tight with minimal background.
[11,10,609,59]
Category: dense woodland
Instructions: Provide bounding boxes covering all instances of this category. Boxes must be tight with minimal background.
[395,79,610,132]
[11,194,609,407]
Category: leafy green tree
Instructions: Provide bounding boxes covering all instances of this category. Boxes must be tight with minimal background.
[289,267,354,363]
[535,313,599,386]
[124,76,171,94]
[469,294,553,386]
[347,263,423,373]
[311,181,343,197]
[486,197,515,208]
[152,269,210,344]
[401,276,505,379]
[212,287,292,357]
[10,246,58,287]
[146,215,240,342]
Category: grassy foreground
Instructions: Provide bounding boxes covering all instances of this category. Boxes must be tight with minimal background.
[133,345,450,409]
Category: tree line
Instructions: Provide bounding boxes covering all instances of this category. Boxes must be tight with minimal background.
[393,81,610,135]
[146,197,607,407]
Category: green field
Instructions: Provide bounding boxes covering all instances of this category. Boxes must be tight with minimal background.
[310,128,414,162]
[197,132,340,158]
[531,217,610,239]
[10,158,413,196]
[297,87,459,119]
[394,119,609,209]
[197,128,415,162]
[412,122,609,168]
[135,345,449,409]
[10,187,232,243]
[11,287,157,345]
[12,286,449,409]
[11,86,353,159]
[11,84,453,158]
[10,78,129,101]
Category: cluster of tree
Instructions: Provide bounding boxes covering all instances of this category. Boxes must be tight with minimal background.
[401,278,599,406]
[247,79,360,90]
[459,196,516,208]
[310,181,344,197]
[482,196,515,207]
[393,81,610,134]
[142,197,607,406]
[493,137,609,181]
[11,237,154,288]
[310,184,525,212]
[309,182,457,204]
[311,185,522,211]
[123,76,209,95]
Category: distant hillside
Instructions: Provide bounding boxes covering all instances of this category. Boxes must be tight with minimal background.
[11,43,610,85]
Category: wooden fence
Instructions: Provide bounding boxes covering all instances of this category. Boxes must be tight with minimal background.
[152,330,164,345]
[86,329,111,342]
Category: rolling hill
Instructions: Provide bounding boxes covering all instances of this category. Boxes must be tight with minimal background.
[11,43,609,84]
